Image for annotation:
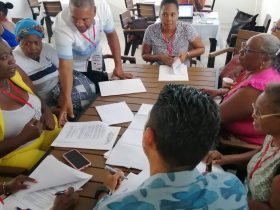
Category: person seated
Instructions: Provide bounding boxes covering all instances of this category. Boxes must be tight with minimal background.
[13,18,96,123]
[0,1,17,48]
[204,33,280,146]
[93,84,248,209]
[0,175,79,210]
[142,0,204,66]
[206,18,280,98]
[205,83,280,210]
[0,37,60,170]
[178,0,206,11]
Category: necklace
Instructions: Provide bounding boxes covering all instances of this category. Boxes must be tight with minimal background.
[0,80,11,92]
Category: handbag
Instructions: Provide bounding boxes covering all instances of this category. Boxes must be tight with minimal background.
[226,10,259,44]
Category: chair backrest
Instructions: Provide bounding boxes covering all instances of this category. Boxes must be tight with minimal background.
[27,0,39,7]
[136,3,156,21]
[12,18,23,24]
[124,0,134,9]
[263,14,272,33]
[27,0,40,20]
[233,29,260,55]
[43,1,62,17]
[119,10,132,29]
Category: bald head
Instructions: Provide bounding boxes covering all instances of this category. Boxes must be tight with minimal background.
[70,0,95,8]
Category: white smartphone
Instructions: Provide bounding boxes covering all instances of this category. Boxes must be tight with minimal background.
[63,149,91,170]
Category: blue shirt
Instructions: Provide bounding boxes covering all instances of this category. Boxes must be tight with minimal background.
[94,169,248,210]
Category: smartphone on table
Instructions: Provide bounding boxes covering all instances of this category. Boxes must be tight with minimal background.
[63,149,91,170]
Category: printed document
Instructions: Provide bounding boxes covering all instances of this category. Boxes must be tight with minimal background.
[4,155,92,210]
[96,101,134,125]
[99,78,146,96]
[51,121,120,150]
[159,60,189,81]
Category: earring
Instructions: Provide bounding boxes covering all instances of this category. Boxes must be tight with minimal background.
[259,61,265,70]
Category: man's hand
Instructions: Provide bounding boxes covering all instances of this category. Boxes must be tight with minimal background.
[160,54,175,66]
[104,169,125,192]
[58,96,74,127]
[112,67,133,79]
[6,175,37,194]
[52,187,79,210]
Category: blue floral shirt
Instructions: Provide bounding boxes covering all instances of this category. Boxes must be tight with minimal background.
[94,169,248,210]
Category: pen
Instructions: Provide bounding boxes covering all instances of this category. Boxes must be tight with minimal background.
[55,188,83,196]
[105,165,128,180]
[205,163,212,173]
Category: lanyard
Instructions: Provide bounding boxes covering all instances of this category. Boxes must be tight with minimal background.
[162,29,176,55]
[249,140,279,179]
[0,80,34,109]
[80,26,96,48]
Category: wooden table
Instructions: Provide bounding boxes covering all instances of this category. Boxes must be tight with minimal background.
[51,64,217,210]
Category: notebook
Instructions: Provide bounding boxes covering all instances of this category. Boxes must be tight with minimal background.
[178,4,194,20]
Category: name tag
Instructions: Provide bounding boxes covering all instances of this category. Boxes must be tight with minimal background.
[91,54,103,71]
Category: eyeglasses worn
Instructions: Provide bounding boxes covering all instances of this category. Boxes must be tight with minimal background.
[240,42,264,55]
[252,103,280,119]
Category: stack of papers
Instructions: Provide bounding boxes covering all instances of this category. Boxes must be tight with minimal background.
[105,104,153,170]
[99,78,146,96]
[96,101,134,125]
[4,155,92,210]
[159,59,189,81]
[51,121,120,150]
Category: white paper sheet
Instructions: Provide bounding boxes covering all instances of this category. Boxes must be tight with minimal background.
[137,104,153,116]
[159,65,189,81]
[51,121,120,150]
[196,162,224,173]
[99,79,146,96]
[4,155,92,210]
[119,128,143,147]
[96,101,134,125]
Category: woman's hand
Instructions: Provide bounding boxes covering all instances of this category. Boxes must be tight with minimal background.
[200,88,221,99]
[104,169,125,192]
[112,67,133,79]
[52,187,79,210]
[204,150,231,165]
[160,54,175,66]
[19,118,43,143]
[5,175,37,194]
[179,52,189,63]
[41,106,55,130]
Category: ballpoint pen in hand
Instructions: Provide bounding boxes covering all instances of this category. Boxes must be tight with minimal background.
[55,188,83,196]
[105,165,128,180]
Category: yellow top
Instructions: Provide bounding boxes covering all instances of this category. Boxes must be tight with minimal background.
[0,70,34,140]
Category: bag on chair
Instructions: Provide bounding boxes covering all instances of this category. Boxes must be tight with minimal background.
[226,10,259,45]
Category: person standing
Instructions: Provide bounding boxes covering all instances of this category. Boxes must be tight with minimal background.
[53,0,132,125]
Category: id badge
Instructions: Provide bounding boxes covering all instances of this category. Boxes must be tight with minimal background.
[91,54,103,71]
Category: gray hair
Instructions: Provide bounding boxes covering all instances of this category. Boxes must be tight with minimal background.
[70,0,94,8]
[257,33,280,71]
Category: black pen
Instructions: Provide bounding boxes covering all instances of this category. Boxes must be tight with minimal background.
[55,188,83,196]
[206,163,212,173]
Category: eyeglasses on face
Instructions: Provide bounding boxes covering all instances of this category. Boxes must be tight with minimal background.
[252,103,280,119]
[240,42,264,55]
[271,22,280,32]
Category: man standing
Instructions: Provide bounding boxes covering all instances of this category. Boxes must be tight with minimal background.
[54,0,132,125]
[94,84,248,209]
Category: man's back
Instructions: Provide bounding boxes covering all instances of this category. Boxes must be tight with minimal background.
[94,169,248,210]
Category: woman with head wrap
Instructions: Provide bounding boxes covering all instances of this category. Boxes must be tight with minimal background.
[0,1,17,48]
[13,18,96,126]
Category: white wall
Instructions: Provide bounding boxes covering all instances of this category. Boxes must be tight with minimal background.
[259,0,280,29]
[6,0,32,19]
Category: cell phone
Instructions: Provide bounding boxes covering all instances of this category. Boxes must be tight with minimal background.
[63,149,91,170]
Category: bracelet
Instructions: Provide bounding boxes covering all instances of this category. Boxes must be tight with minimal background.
[2,182,6,195]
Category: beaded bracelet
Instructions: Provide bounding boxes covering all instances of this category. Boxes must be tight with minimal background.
[2,181,6,195]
